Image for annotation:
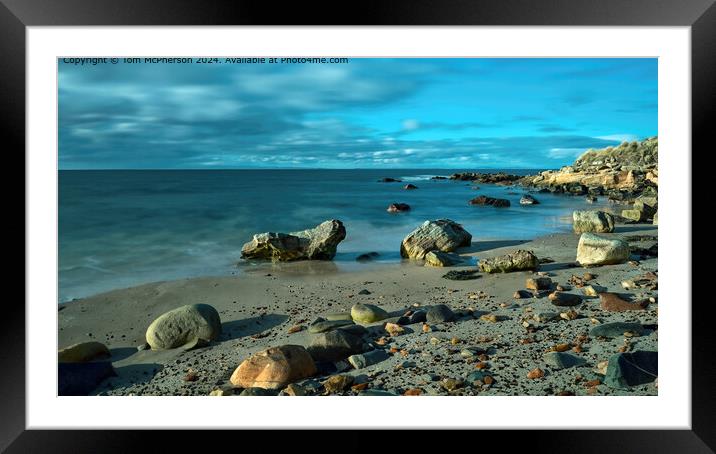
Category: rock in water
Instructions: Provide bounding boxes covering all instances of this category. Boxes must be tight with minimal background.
[146,304,221,350]
[424,250,463,267]
[58,361,116,396]
[356,252,379,262]
[605,351,658,389]
[478,250,538,273]
[426,304,455,323]
[58,341,110,363]
[599,292,648,312]
[468,195,510,207]
[230,345,317,390]
[387,203,411,213]
[572,210,615,234]
[404,184,418,190]
[576,233,630,266]
[520,195,539,205]
[308,330,365,362]
[400,219,472,259]
[351,303,389,324]
[241,219,346,261]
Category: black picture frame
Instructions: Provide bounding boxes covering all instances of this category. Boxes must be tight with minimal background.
[5,0,712,451]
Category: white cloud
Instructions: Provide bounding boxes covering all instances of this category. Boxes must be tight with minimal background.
[402,119,420,131]
[596,134,639,143]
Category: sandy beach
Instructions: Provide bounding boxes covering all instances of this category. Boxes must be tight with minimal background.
[59,222,658,397]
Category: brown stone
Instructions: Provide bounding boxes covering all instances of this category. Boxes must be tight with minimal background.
[230,345,317,389]
[527,368,545,379]
[599,292,648,312]
[323,374,354,393]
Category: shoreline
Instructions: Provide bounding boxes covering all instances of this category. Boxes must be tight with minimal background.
[59,224,658,396]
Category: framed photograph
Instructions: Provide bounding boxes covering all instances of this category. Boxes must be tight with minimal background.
[7,0,712,450]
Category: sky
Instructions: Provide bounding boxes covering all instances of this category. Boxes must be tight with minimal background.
[58,58,657,169]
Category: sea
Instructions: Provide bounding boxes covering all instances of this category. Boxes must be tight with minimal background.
[59,169,611,303]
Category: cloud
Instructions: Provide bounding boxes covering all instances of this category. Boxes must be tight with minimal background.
[596,134,639,143]
[58,58,655,169]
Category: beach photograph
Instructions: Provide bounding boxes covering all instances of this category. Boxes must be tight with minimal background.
[57,57,658,397]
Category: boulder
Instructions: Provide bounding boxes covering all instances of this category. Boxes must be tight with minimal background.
[576,233,630,266]
[58,341,110,363]
[378,177,401,182]
[229,345,317,390]
[478,250,538,273]
[351,303,389,324]
[469,195,510,207]
[604,351,658,389]
[241,219,346,261]
[387,203,411,213]
[572,210,615,234]
[146,304,221,350]
[58,361,116,396]
[400,219,472,259]
[307,330,365,362]
[519,195,539,205]
[424,250,463,267]
[403,184,418,190]
[652,211,658,225]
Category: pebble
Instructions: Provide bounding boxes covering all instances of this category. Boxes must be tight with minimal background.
[527,368,545,379]
[323,374,354,393]
[590,322,647,339]
[384,322,405,337]
[440,378,464,391]
[549,292,583,307]
[526,277,552,291]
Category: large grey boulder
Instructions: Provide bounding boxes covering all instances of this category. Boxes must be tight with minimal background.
[146,304,222,350]
[576,233,630,266]
[572,210,615,234]
[241,220,346,261]
[307,330,365,362]
[400,219,471,260]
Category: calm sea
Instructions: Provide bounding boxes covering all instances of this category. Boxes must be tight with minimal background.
[59,169,609,302]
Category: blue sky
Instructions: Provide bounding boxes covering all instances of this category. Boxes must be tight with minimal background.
[58,58,657,169]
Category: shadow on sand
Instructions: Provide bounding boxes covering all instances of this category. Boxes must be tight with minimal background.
[94,362,163,395]
[220,314,289,341]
